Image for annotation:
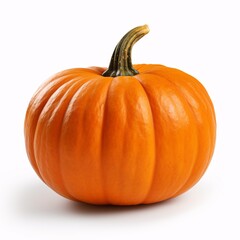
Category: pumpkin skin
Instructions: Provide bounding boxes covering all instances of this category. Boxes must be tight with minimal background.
[24,26,216,205]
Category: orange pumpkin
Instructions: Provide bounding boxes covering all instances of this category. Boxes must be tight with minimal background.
[24,25,216,205]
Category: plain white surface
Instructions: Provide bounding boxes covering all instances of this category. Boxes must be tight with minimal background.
[1,0,240,239]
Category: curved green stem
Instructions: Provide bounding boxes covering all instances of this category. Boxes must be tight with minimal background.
[102,25,149,77]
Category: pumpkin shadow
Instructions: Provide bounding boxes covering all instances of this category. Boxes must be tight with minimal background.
[67,197,179,216]
[16,180,200,221]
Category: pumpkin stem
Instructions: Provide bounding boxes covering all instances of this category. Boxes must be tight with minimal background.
[102,25,149,77]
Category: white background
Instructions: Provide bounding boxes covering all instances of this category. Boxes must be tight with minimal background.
[1,0,239,239]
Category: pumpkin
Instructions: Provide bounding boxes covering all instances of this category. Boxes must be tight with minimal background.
[24,25,216,205]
